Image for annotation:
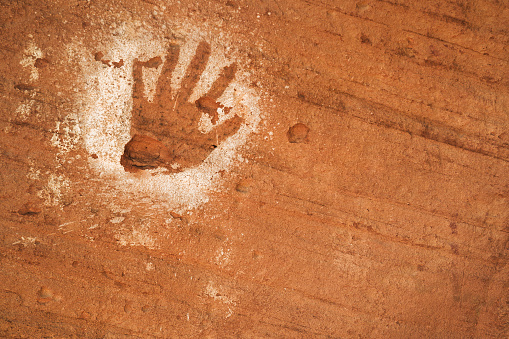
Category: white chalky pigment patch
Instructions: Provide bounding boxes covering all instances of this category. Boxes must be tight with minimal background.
[66,22,262,211]
[20,39,43,81]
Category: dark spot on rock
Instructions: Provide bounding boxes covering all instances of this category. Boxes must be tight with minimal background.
[287,123,310,143]
[360,33,371,45]
[213,232,226,241]
[44,214,59,226]
[18,202,41,215]
[14,84,36,91]
[450,243,459,255]
[95,52,124,68]
[114,280,127,288]
[90,153,98,159]
[196,96,223,124]
[252,250,261,259]
[112,59,124,68]
[94,52,104,61]
[449,221,457,234]
[395,47,416,58]
[34,58,50,68]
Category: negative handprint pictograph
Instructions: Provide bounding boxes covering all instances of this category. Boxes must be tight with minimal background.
[121,41,243,173]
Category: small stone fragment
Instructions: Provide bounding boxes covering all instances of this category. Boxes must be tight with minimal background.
[37,297,52,304]
[120,134,175,172]
[61,194,74,207]
[170,211,183,219]
[124,301,134,313]
[236,178,254,193]
[287,123,310,143]
[18,202,41,216]
[78,311,90,320]
[79,311,90,319]
[14,84,36,91]
[94,52,104,61]
[356,2,371,12]
[360,33,371,45]
[34,58,50,68]
[38,286,53,299]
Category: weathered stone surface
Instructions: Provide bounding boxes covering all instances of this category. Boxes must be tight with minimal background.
[0,0,507,338]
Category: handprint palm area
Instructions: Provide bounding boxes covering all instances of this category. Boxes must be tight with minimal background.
[120,41,243,173]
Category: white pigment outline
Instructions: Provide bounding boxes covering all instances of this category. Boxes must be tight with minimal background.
[70,24,261,211]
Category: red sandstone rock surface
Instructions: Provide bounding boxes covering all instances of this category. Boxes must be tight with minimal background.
[0,0,508,338]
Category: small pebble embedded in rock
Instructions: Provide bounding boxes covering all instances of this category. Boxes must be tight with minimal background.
[170,211,183,219]
[94,52,104,61]
[124,301,134,313]
[34,58,50,69]
[287,123,310,143]
[37,286,54,303]
[236,178,254,193]
[38,286,53,298]
[79,311,90,319]
[141,305,152,313]
[120,134,176,172]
